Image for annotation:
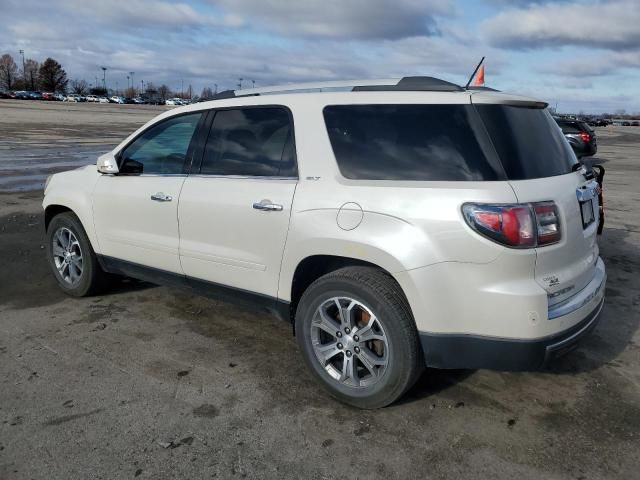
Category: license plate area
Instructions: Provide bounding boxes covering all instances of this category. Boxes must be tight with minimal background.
[580,199,595,229]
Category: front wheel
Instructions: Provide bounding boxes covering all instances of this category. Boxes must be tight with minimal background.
[46,212,110,297]
[295,267,424,409]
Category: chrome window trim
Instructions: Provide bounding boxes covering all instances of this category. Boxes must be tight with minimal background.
[187,174,298,181]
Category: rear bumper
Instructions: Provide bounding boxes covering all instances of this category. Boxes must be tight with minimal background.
[419,297,604,371]
[419,258,607,371]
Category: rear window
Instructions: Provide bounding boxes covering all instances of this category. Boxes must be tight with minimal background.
[476,105,577,180]
[323,104,503,181]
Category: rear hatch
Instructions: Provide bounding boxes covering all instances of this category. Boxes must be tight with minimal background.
[474,101,600,307]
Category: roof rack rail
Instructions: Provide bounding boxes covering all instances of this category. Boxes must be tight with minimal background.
[209,76,465,100]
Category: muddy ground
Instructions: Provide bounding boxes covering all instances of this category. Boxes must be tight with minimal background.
[0,100,639,479]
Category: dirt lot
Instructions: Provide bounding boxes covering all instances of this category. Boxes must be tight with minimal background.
[1,100,639,479]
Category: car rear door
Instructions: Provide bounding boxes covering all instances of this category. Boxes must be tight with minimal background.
[92,112,204,273]
[178,106,298,298]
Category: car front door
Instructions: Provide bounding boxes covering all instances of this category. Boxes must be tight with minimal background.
[93,112,203,274]
[178,106,298,298]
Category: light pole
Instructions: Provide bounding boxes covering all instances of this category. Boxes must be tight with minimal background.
[237,77,243,90]
[19,49,25,88]
[181,79,184,98]
[140,80,144,95]
[214,83,218,94]
[129,72,135,94]
[126,75,130,91]
[101,67,107,91]
[252,79,255,88]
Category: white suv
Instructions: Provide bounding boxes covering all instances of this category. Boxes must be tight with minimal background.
[43,77,606,408]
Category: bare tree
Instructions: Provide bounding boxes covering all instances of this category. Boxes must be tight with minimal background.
[0,54,19,91]
[38,58,68,93]
[70,79,89,95]
[23,59,40,90]
[200,87,214,100]
[157,84,171,101]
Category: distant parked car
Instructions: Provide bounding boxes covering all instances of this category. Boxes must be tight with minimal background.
[132,97,146,104]
[42,92,56,101]
[53,93,65,101]
[165,98,183,106]
[109,96,125,104]
[622,121,631,126]
[0,91,10,99]
[98,97,109,103]
[14,91,29,99]
[64,94,81,102]
[555,118,597,158]
[86,95,98,102]
[632,121,640,127]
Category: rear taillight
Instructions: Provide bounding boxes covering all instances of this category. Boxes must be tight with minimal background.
[579,132,591,143]
[462,202,561,248]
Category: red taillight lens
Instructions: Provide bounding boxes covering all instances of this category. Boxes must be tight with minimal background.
[579,132,590,143]
[463,202,560,248]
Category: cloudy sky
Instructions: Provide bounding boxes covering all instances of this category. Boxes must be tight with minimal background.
[1,0,638,113]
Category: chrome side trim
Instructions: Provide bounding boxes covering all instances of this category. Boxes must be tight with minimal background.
[548,257,606,320]
[187,175,298,180]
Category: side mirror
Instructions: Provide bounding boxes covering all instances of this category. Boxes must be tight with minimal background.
[97,152,119,174]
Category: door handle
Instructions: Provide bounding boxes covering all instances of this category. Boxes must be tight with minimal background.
[253,200,283,212]
[150,192,172,202]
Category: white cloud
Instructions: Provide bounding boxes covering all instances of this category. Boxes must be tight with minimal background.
[210,0,455,39]
[483,0,640,50]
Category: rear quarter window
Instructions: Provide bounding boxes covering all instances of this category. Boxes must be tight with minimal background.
[323,104,503,181]
[476,105,577,180]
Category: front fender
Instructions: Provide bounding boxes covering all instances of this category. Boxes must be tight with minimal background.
[43,166,101,252]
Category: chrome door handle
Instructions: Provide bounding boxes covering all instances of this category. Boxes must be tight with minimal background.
[150,192,172,202]
[253,200,283,211]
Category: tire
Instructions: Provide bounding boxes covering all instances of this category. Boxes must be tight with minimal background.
[46,212,110,297]
[295,266,424,409]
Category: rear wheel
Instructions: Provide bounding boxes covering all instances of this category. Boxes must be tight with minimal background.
[46,212,110,297]
[295,267,423,408]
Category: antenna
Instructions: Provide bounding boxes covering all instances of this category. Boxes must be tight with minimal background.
[464,56,485,90]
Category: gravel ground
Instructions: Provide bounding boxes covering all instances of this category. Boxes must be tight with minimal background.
[0,100,639,479]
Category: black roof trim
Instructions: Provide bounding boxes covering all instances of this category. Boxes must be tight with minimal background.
[467,86,501,92]
[353,76,464,92]
[211,90,260,100]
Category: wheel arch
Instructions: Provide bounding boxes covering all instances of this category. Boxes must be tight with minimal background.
[286,254,413,328]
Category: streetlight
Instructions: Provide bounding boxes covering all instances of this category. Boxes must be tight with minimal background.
[126,75,130,90]
[252,79,255,88]
[101,66,107,91]
[214,83,218,94]
[19,49,25,88]
[237,77,243,90]
[129,72,135,94]
[140,80,144,94]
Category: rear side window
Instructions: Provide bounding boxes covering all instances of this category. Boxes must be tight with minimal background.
[476,106,577,180]
[200,107,297,177]
[323,105,503,181]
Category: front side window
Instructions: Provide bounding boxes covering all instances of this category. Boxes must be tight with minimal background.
[323,104,503,181]
[119,112,202,174]
[200,107,297,177]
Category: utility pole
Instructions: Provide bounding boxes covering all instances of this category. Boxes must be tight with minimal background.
[252,79,255,88]
[126,75,130,91]
[214,83,218,94]
[181,79,184,98]
[19,49,25,88]
[141,80,144,94]
[130,72,135,94]
[237,77,243,90]
[101,66,107,91]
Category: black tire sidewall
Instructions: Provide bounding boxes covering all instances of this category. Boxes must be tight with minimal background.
[296,274,418,408]
[46,212,98,297]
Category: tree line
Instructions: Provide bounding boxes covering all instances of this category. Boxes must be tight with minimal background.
[0,53,183,100]
[0,54,68,93]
